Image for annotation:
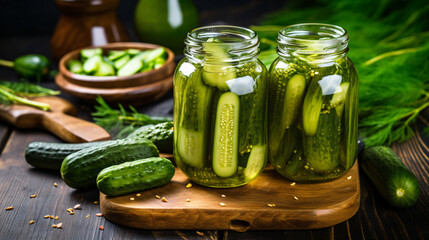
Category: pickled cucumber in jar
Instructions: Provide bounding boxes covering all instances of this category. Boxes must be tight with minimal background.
[174,26,268,188]
[268,23,358,182]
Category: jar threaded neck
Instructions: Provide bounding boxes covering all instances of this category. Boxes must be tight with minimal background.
[277,23,349,64]
[184,25,260,64]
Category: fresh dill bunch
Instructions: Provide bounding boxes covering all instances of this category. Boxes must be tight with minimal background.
[92,96,173,139]
[0,80,60,111]
[252,0,429,147]
[0,80,60,97]
[0,86,51,111]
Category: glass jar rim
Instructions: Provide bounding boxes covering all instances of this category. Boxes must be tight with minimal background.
[187,25,258,44]
[278,23,348,44]
[276,23,349,62]
[184,25,260,64]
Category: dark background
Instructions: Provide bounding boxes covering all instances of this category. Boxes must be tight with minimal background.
[0,0,287,37]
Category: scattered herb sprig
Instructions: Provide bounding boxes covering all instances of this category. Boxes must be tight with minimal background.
[0,80,60,97]
[253,0,429,147]
[0,80,60,111]
[92,96,172,139]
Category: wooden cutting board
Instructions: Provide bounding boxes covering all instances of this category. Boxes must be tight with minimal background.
[0,96,110,143]
[100,161,360,232]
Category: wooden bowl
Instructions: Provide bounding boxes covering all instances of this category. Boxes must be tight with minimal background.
[56,42,175,104]
[56,74,173,105]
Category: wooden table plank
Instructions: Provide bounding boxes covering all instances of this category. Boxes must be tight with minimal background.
[0,122,11,154]
[0,129,216,240]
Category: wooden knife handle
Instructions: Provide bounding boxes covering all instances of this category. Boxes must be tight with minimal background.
[41,111,111,143]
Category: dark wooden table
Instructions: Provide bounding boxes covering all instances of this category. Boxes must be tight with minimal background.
[1,36,429,240]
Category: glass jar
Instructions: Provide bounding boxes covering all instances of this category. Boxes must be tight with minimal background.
[174,25,268,188]
[268,23,358,182]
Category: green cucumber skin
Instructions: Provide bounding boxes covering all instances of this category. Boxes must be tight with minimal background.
[303,110,340,172]
[14,54,50,79]
[127,122,173,153]
[60,138,159,189]
[96,157,175,197]
[175,61,213,168]
[238,60,268,153]
[25,141,106,171]
[302,75,324,136]
[359,146,421,208]
[342,63,359,169]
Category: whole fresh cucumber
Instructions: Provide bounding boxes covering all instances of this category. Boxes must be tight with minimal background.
[61,138,159,189]
[14,54,50,80]
[359,146,420,208]
[96,157,175,196]
[25,141,106,171]
[127,122,173,153]
[0,54,50,80]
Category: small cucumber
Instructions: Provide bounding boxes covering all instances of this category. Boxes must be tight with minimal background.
[272,127,298,166]
[283,74,307,128]
[271,74,306,154]
[108,51,127,61]
[96,157,175,197]
[60,138,159,189]
[342,71,359,169]
[127,122,173,153]
[114,54,130,70]
[330,82,349,117]
[303,110,340,172]
[202,39,237,91]
[141,48,166,63]
[12,54,50,79]
[154,57,166,69]
[117,52,149,76]
[176,65,212,168]
[140,61,155,72]
[302,76,324,136]
[282,147,305,178]
[83,55,102,74]
[95,61,115,76]
[68,59,83,74]
[177,128,206,168]
[25,141,106,171]
[243,144,267,179]
[81,48,102,60]
[126,49,142,56]
[212,92,240,178]
[359,146,420,208]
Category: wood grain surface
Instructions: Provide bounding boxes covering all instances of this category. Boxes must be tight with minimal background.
[0,126,213,240]
[0,96,110,143]
[100,163,359,232]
